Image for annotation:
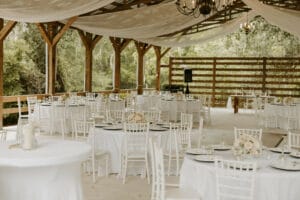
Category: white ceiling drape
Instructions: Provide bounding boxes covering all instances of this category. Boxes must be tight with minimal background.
[0,0,114,22]
[71,2,209,39]
[242,0,300,39]
[138,11,257,47]
[0,0,298,46]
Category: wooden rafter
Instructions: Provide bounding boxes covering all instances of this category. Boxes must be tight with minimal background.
[160,0,250,37]
[260,0,300,10]
[81,0,170,16]
[0,21,17,41]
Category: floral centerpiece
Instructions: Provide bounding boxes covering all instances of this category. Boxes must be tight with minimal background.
[233,134,262,158]
[127,112,145,123]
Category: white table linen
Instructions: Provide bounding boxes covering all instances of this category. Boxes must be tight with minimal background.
[0,138,91,200]
[159,100,201,122]
[91,127,169,173]
[180,150,300,200]
[91,127,200,174]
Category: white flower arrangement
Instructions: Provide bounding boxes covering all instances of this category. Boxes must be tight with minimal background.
[233,134,262,157]
[127,112,145,123]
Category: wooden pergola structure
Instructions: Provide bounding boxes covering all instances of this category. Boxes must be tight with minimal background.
[0,0,299,126]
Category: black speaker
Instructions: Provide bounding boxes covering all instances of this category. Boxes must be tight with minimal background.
[184,69,192,83]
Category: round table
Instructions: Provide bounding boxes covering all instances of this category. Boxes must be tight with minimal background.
[180,150,300,200]
[0,138,91,200]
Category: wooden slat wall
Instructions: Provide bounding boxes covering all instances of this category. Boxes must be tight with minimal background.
[169,57,300,106]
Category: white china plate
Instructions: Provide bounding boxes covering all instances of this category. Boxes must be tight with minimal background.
[270,160,300,171]
[268,147,291,154]
[150,126,168,131]
[41,103,51,106]
[103,126,123,130]
[193,155,218,163]
[212,144,231,151]
[290,152,300,158]
[186,148,213,155]
[95,123,110,128]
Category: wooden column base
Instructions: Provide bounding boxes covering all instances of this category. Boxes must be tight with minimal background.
[234,96,239,114]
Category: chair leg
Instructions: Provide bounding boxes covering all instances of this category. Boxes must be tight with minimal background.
[92,157,96,183]
[105,155,109,177]
[122,155,127,184]
[145,158,150,184]
[167,156,171,176]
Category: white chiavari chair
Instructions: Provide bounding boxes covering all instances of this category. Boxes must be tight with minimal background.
[144,110,161,124]
[74,120,109,183]
[50,104,67,139]
[106,110,125,123]
[215,159,257,200]
[121,122,150,184]
[288,132,300,150]
[27,96,39,121]
[196,116,204,148]
[69,104,89,138]
[152,141,200,200]
[234,127,262,142]
[165,120,192,176]
[0,129,7,142]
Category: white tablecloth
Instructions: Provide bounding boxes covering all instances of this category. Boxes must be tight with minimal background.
[91,127,169,174]
[180,150,300,200]
[37,103,88,134]
[159,100,201,122]
[0,138,91,200]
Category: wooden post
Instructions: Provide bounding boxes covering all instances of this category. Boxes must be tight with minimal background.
[212,57,217,107]
[78,31,102,92]
[169,57,173,87]
[0,19,17,127]
[110,37,131,93]
[36,16,77,95]
[262,57,267,93]
[135,42,152,95]
[154,46,171,91]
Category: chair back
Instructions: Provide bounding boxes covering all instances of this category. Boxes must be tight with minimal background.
[123,122,149,156]
[144,110,161,124]
[27,96,38,120]
[180,113,193,129]
[197,116,204,148]
[74,120,95,139]
[0,129,7,142]
[234,127,262,142]
[215,159,257,200]
[288,132,300,149]
[106,110,125,123]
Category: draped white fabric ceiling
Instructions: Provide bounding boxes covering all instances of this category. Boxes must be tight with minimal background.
[0,0,299,47]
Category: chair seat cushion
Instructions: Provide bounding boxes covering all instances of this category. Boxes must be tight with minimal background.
[166,188,201,200]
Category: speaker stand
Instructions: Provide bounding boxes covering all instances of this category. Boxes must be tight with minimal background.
[185,82,190,94]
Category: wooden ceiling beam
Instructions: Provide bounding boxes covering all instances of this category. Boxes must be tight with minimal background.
[0,21,17,41]
[53,16,78,46]
[36,23,51,45]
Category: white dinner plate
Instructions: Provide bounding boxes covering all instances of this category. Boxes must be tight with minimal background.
[150,126,168,131]
[268,147,291,154]
[193,155,219,163]
[103,126,123,130]
[212,144,232,151]
[290,151,300,158]
[270,160,300,171]
[186,148,213,155]
[95,123,110,128]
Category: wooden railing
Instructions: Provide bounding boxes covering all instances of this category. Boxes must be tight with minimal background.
[169,57,300,106]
